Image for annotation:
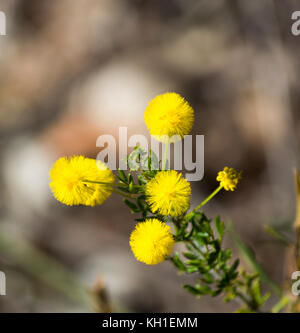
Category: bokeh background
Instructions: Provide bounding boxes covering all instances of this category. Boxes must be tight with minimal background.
[0,0,300,312]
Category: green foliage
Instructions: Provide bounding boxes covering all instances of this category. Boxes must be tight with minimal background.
[127,146,159,172]
[169,212,273,311]
[117,147,159,220]
[171,213,240,298]
[117,145,287,313]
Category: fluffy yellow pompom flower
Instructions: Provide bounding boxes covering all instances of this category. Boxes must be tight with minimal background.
[216,167,241,191]
[49,156,114,206]
[145,170,191,216]
[130,218,175,265]
[144,92,194,142]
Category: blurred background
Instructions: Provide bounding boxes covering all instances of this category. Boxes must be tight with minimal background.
[0,0,300,312]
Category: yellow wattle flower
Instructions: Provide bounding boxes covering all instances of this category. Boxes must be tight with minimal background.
[130,218,175,265]
[144,92,194,142]
[145,170,191,216]
[216,167,241,191]
[49,156,114,206]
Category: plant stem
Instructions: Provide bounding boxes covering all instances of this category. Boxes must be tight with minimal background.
[82,179,123,187]
[235,290,257,312]
[162,139,169,170]
[186,185,223,218]
[112,189,137,199]
[83,179,143,190]
[264,225,291,246]
[186,239,258,311]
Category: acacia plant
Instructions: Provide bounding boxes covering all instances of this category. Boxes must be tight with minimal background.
[49,92,297,312]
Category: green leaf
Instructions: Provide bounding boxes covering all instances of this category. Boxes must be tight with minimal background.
[215,216,225,240]
[137,195,146,210]
[185,244,201,258]
[224,249,232,259]
[185,266,199,274]
[263,225,291,246]
[137,174,147,185]
[197,232,210,238]
[123,199,139,213]
[261,292,271,305]
[128,174,133,184]
[271,295,290,313]
[200,273,214,284]
[117,186,130,193]
[249,278,262,304]
[207,251,218,265]
[135,218,146,222]
[170,253,186,272]
[117,169,128,183]
[128,182,135,193]
[142,210,148,219]
[183,252,197,260]
[224,291,237,302]
[183,285,200,296]
[248,277,271,308]
[186,259,202,266]
[211,289,223,297]
[148,149,159,170]
[196,284,212,295]
[229,259,240,275]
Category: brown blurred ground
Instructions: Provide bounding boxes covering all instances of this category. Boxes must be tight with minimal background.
[0,0,300,312]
